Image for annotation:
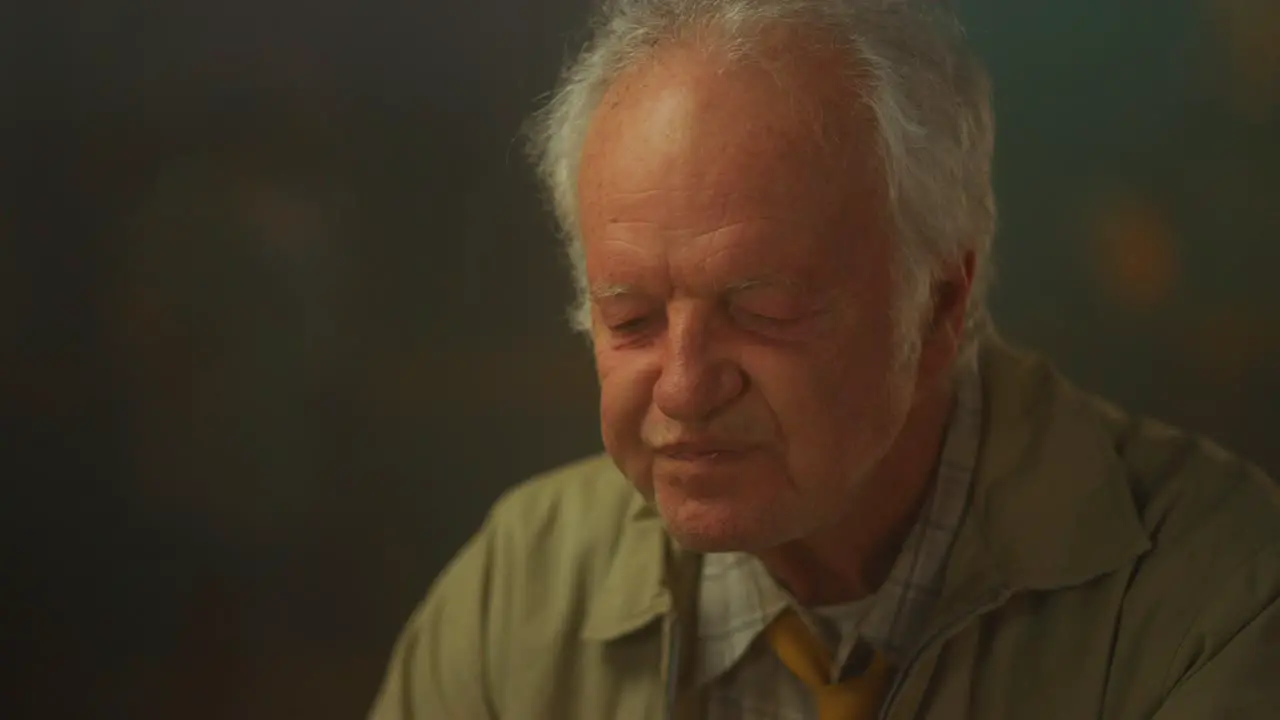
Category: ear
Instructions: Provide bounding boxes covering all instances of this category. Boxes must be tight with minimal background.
[919,250,975,379]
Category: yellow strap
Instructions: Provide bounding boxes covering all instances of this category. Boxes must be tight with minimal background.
[765,609,894,720]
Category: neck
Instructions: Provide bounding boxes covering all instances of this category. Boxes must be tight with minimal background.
[756,378,957,606]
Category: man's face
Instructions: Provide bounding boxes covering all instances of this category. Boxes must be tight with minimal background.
[576,43,921,552]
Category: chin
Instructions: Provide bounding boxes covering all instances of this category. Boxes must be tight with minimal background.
[653,488,791,553]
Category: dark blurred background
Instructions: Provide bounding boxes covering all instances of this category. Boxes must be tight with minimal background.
[4,0,1277,718]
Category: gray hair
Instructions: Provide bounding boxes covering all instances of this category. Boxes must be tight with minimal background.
[525,0,996,369]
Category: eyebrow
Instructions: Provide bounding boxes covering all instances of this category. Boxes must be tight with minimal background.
[721,275,809,294]
[589,283,637,301]
[589,276,811,301]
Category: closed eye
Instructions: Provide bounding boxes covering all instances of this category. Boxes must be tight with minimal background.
[732,307,799,329]
[741,310,791,323]
[609,317,654,334]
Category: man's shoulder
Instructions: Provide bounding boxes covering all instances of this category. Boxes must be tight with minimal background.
[1061,384,1280,709]
[474,454,670,643]
[487,453,641,538]
[480,453,662,588]
[984,336,1279,555]
[1055,363,1280,641]
[1079,389,1280,556]
[981,339,1279,711]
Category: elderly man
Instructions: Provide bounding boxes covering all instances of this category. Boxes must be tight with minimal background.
[369,1,1280,718]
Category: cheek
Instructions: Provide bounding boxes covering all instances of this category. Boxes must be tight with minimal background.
[751,340,896,463]
[817,349,914,468]
[595,350,658,454]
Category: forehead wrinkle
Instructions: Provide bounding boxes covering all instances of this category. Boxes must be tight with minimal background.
[595,214,782,261]
[683,218,767,243]
[591,217,816,293]
[598,184,781,221]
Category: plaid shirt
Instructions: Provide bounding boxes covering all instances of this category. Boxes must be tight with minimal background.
[697,368,983,720]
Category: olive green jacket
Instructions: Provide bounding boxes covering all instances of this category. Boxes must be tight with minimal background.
[369,340,1280,719]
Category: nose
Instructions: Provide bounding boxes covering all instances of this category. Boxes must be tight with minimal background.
[652,307,745,422]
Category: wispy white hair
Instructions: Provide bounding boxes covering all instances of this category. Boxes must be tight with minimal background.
[525,0,996,370]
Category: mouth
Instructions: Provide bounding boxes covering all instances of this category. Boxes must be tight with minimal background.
[656,442,751,462]
[664,450,732,461]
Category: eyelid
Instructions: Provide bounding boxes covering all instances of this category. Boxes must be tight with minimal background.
[603,305,666,336]
[730,298,803,321]
[595,295,649,323]
[738,310,796,326]
[724,305,790,332]
[610,316,651,333]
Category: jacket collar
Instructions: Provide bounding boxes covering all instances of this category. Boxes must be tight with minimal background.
[581,492,674,640]
[948,335,1151,596]
[886,337,1155,720]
